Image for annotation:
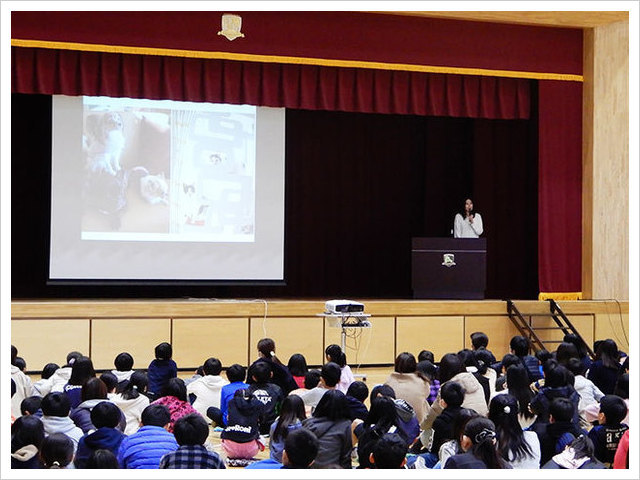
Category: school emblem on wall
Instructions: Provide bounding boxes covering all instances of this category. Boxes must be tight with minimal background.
[442,253,456,267]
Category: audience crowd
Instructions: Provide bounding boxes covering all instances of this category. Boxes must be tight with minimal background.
[10,333,630,469]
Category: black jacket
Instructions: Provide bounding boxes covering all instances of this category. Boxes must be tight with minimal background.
[221,390,263,443]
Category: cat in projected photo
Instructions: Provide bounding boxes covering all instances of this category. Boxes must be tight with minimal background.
[84,112,126,176]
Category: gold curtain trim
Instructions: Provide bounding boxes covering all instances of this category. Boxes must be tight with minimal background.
[538,292,583,301]
[11,38,584,82]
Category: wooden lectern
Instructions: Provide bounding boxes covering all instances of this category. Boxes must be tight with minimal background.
[411,237,487,299]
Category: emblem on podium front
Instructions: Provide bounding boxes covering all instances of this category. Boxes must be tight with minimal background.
[442,253,456,267]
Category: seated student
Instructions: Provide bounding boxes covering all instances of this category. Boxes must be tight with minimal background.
[110,371,150,435]
[563,333,593,374]
[494,353,523,393]
[247,338,298,395]
[159,414,225,469]
[11,415,45,469]
[587,394,629,467]
[469,332,497,364]
[418,350,435,364]
[48,351,83,393]
[370,384,420,447]
[325,344,356,394]
[246,427,320,469]
[112,352,135,393]
[99,372,119,398]
[183,366,204,387]
[117,404,179,469]
[458,349,490,405]
[208,363,249,427]
[385,352,430,426]
[39,433,75,469]
[534,397,587,466]
[186,357,228,419]
[147,342,177,401]
[85,449,120,469]
[269,395,306,463]
[587,339,621,395]
[40,391,84,451]
[151,378,200,433]
[474,349,498,399]
[443,417,508,469]
[416,360,440,405]
[434,408,478,468]
[74,401,126,468]
[352,395,410,469]
[567,358,604,426]
[247,362,284,435]
[530,362,580,426]
[30,362,60,398]
[345,381,369,421]
[289,370,321,416]
[64,356,96,409]
[430,382,466,460]
[370,432,409,469]
[21,396,43,418]
[302,390,353,469]
[298,362,340,412]
[11,345,32,419]
[542,434,606,469]
[70,377,126,434]
[287,353,309,389]
[509,335,543,383]
[219,389,265,466]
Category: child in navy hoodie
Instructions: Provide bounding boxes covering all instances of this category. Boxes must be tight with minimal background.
[147,342,177,400]
[74,401,126,468]
[248,362,284,435]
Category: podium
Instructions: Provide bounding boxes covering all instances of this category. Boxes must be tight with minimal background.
[411,237,487,299]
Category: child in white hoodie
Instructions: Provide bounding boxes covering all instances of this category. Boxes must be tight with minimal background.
[111,352,135,392]
[40,392,83,452]
[111,371,151,435]
[186,357,228,419]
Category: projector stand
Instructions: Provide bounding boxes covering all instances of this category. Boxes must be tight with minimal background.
[317,312,371,353]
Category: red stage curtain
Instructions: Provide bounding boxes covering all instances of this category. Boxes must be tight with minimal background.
[538,80,583,295]
[11,47,530,120]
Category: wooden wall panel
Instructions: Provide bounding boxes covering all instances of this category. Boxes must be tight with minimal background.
[463,316,520,356]
[324,316,395,366]
[396,316,464,361]
[172,318,249,369]
[11,319,90,370]
[594,313,630,353]
[91,318,171,370]
[249,317,325,366]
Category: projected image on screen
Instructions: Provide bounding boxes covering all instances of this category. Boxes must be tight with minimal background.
[50,96,285,281]
[80,97,256,242]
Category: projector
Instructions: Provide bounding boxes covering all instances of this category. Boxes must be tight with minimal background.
[325,299,365,314]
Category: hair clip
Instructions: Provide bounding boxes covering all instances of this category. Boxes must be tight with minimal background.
[132,385,138,389]
[503,405,511,414]
[52,461,61,467]
[474,428,496,444]
[270,351,275,357]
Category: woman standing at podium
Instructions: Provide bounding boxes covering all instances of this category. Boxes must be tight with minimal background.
[454,198,483,238]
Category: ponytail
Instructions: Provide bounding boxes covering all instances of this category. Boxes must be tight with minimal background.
[464,417,505,469]
[121,371,148,400]
[325,344,347,368]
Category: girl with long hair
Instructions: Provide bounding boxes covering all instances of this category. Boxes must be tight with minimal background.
[268,394,306,463]
[111,370,150,435]
[587,339,622,394]
[247,338,297,394]
[325,344,356,394]
[444,417,508,469]
[489,394,540,468]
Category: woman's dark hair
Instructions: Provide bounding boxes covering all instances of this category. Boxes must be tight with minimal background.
[566,357,586,377]
[86,449,119,469]
[542,358,559,379]
[325,344,347,368]
[501,354,522,371]
[114,352,134,371]
[505,364,535,420]
[257,338,284,366]
[463,417,505,469]
[42,363,60,380]
[11,415,45,453]
[81,377,108,402]
[313,389,350,421]
[68,356,95,386]
[287,354,309,377]
[459,197,475,218]
[438,353,466,384]
[161,377,187,402]
[369,384,395,404]
[304,370,321,390]
[14,357,27,371]
[40,433,74,468]
[394,352,417,374]
[535,349,552,365]
[555,342,579,366]
[121,370,148,400]
[596,339,620,369]
[364,395,399,433]
[458,349,478,369]
[272,394,306,442]
[614,373,629,399]
[489,394,532,462]
[563,334,589,359]
[65,351,84,367]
